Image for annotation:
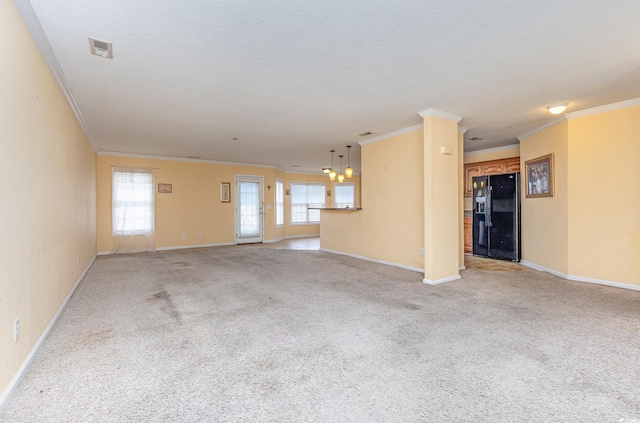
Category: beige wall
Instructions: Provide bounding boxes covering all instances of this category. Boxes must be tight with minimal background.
[423,115,462,282]
[321,129,425,271]
[567,105,640,285]
[97,155,359,252]
[458,132,465,267]
[520,104,639,286]
[1,0,96,396]
[520,120,569,274]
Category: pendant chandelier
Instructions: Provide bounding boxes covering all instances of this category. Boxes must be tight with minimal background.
[345,145,353,178]
[323,146,354,182]
[337,155,345,183]
[328,150,336,181]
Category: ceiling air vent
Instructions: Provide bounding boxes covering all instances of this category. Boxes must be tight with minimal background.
[89,37,113,59]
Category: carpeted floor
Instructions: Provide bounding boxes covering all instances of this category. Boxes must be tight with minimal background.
[2,245,639,422]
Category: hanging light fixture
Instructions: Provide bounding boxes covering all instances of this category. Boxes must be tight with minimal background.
[322,150,332,174]
[345,145,353,178]
[337,155,345,183]
[328,150,337,181]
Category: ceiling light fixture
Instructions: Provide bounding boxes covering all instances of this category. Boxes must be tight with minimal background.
[328,150,337,181]
[345,146,353,178]
[547,103,568,115]
[337,155,345,183]
[322,150,333,174]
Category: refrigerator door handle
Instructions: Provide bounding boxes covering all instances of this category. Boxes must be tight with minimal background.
[485,185,492,227]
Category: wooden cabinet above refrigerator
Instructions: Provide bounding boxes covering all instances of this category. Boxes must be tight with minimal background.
[464,157,520,196]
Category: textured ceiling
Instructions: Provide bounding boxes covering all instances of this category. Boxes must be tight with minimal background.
[18,0,640,173]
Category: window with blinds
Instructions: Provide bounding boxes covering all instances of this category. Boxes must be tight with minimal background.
[276,179,284,226]
[291,182,325,224]
[334,183,355,208]
[112,167,155,235]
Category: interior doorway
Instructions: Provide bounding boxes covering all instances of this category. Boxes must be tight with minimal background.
[235,175,264,244]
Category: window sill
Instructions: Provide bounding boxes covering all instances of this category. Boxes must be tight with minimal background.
[308,207,362,211]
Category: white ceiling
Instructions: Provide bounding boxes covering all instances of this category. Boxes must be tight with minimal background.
[18,0,640,173]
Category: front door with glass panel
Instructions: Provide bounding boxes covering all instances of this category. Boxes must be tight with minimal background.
[235,176,263,244]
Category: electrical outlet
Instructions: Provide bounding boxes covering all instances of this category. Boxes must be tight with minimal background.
[197,232,202,238]
[14,318,20,342]
[181,233,186,239]
[76,256,80,265]
[419,247,425,256]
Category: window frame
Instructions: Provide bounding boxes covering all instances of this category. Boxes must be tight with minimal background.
[275,179,284,227]
[333,182,356,209]
[290,181,326,225]
[112,167,155,236]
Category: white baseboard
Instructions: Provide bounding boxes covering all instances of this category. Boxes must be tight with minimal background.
[566,275,640,291]
[520,260,569,279]
[99,242,237,255]
[156,242,235,251]
[0,254,97,413]
[459,266,466,270]
[423,275,462,285]
[101,237,316,253]
[319,248,424,274]
[520,260,639,291]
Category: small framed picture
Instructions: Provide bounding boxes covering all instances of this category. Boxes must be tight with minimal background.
[220,182,231,203]
[525,154,554,198]
[158,183,172,193]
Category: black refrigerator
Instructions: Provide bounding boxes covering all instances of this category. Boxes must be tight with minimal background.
[472,173,521,261]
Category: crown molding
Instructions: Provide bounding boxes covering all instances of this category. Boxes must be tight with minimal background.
[517,117,566,141]
[464,143,520,157]
[518,97,640,141]
[418,108,463,123]
[97,151,360,176]
[13,0,92,148]
[565,97,640,119]
[98,151,283,170]
[285,169,360,176]
[458,126,468,134]
[358,123,423,146]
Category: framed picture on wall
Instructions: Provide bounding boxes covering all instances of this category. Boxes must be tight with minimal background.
[220,182,231,203]
[525,154,554,198]
[158,183,172,193]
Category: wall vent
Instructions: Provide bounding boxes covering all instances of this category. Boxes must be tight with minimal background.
[89,37,113,59]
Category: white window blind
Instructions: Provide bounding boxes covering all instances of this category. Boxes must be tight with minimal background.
[291,182,325,224]
[276,179,284,226]
[334,183,355,208]
[112,167,155,235]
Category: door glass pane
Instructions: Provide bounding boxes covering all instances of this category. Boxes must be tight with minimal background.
[240,181,260,237]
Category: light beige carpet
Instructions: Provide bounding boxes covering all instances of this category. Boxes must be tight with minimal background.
[2,245,639,422]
